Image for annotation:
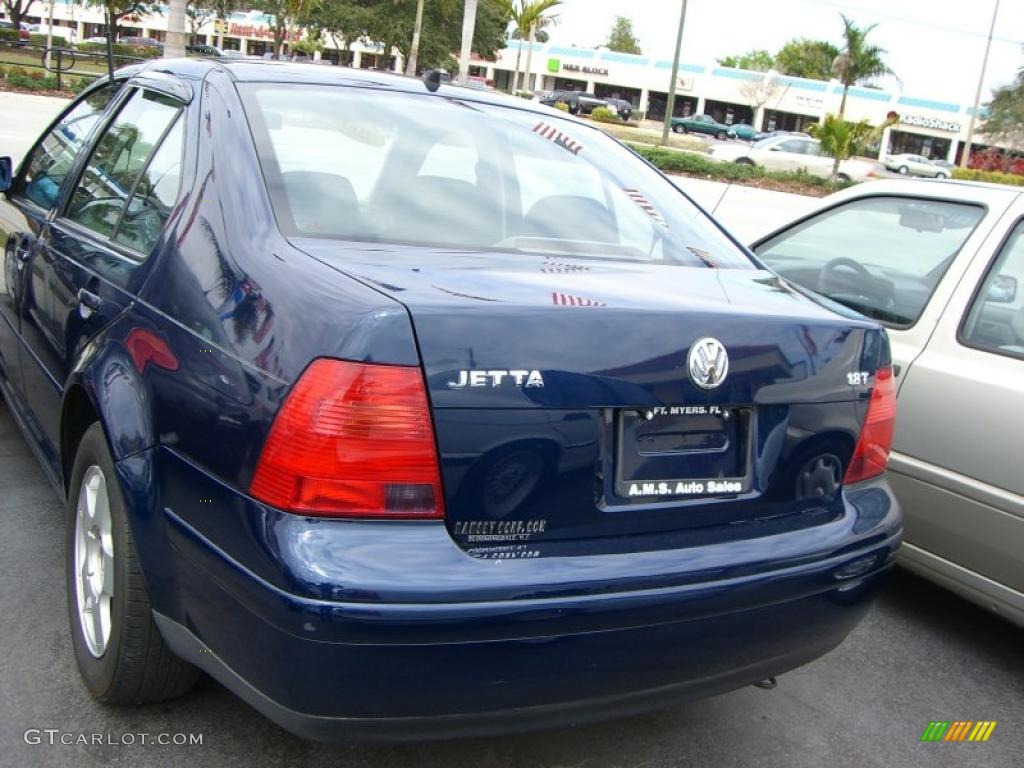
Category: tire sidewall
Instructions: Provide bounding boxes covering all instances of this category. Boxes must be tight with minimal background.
[65,423,129,699]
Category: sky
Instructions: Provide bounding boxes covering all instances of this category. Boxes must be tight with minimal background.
[544,0,1023,105]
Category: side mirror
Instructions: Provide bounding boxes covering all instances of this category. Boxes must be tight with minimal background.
[769,146,781,152]
[0,156,11,193]
[986,274,1017,304]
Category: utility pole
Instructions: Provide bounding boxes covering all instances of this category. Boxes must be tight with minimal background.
[458,0,479,81]
[661,0,689,146]
[961,0,1000,168]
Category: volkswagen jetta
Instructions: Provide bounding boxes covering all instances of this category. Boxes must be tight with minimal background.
[0,60,900,741]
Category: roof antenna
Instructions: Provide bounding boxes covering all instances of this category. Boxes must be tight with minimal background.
[423,69,443,93]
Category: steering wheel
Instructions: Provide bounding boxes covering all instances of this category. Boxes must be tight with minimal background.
[817,257,888,307]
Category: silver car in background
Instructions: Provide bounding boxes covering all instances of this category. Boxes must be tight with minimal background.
[884,153,951,178]
[752,179,1024,627]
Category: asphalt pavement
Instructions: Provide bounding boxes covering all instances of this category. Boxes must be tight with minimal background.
[0,396,1021,768]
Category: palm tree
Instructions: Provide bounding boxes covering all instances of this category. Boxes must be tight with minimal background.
[519,0,560,92]
[828,14,894,178]
[458,0,479,81]
[505,0,561,93]
[166,0,188,58]
[405,0,426,75]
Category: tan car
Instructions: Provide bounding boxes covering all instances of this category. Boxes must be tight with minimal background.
[752,179,1024,626]
[710,135,885,183]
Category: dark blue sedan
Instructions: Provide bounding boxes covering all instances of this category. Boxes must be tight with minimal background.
[0,60,900,741]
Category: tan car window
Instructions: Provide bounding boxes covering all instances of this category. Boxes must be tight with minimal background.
[961,221,1024,359]
[756,196,985,327]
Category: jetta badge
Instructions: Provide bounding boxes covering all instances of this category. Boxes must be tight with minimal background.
[688,338,729,390]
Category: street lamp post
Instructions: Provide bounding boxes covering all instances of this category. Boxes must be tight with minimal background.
[661,0,689,146]
[961,0,1001,168]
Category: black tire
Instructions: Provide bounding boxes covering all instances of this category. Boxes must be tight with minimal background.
[838,173,852,183]
[66,422,199,704]
[898,165,909,175]
[715,130,727,140]
[936,172,948,179]
[735,157,755,166]
[672,124,685,134]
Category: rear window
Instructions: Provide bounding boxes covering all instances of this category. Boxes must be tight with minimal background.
[239,84,753,269]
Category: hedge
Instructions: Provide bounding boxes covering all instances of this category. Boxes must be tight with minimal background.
[77,41,161,60]
[951,167,1024,187]
[626,143,849,191]
[0,63,92,93]
[0,28,19,42]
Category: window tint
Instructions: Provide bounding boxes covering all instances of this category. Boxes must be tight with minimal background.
[755,196,985,326]
[17,83,119,210]
[242,85,753,269]
[778,140,804,153]
[65,89,182,246]
[800,141,821,156]
[961,221,1024,359]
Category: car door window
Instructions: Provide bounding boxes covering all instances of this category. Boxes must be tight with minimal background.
[64,88,183,247]
[755,196,985,327]
[777,140,804,153]
[961,220,1024,359]
[113,116,185,255]
[15,83,120,211]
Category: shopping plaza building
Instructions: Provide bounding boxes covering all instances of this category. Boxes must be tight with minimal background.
[6,2,1006,163]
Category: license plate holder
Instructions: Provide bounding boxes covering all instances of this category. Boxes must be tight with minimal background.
[614,406,751,500]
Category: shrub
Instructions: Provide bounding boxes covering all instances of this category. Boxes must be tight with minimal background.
[69,76,94,94]
[7,72,39,90]
[0,28,19,42]
[590,106,620,124]
[27,69,44,81]
[952,168,1024,187]
[552,101,569,112]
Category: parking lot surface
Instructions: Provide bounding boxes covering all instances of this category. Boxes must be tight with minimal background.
[1,399,1022,768]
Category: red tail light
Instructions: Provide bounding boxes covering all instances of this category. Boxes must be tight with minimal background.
[250,359,444,518]
[844,366,896,484]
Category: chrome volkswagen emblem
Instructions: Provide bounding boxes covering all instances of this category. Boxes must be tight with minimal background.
[688,337,729,390]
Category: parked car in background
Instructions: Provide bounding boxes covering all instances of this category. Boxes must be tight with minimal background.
[0,60,900,741]
[186,43,224,57]
[81,36,107,45]
[710,135,884,182]
[753,179,1024,627]
[119,36,164,52]
[540,90,610,115]
[670,114,737,140]
[884,153,950,178]
[729,122,763,141]
[0,19,29,43]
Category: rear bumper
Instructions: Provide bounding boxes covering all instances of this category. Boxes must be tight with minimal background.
[135,448,900,741]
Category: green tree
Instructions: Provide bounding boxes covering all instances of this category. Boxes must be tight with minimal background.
[605,15,641,55]
[809,114,875,162]
[81,0,159,41]
[1,0,33,30]
[982,69,1024,152]
[829,14,893,178]
[186,0,238,45]
[717,48,773,72]
[252,0,320,58]
[774,38,840,80]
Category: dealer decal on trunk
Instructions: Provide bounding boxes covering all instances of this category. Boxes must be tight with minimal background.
[627,480,744,497]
